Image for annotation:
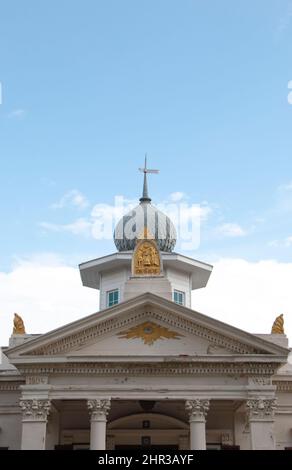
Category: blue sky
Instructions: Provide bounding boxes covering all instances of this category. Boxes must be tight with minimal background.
[1,0,292,268]
[1,1,292,345]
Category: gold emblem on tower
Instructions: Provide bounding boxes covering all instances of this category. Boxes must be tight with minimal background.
[117,321,183,345]
[133,236,161,276]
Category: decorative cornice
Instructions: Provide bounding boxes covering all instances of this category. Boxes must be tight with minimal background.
[246,398,277,421]
[248,377,272,386]
[19,399,51,422]
[16,362,278,377]
[152,309,260,354]
[273,380,292,392]
[25,376,48,385]
[185,399,210,420]
[87,399,111,421]
[0,382,23,391]
[23,308,263,356]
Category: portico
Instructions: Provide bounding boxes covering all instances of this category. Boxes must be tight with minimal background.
[17,393,279,450]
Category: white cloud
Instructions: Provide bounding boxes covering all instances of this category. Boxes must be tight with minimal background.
[0,256,291,350]
[0,256,98,348]
[268,240,280,248]
[216,223,247,238]
[8,109,26,119]
[42,193,213,247]
[268,236,292,248]
[193,258,292,341]
[39,218,92,236]
[278,181,292,192]
[169,192,186,202]
[51,190,89,210]
[91,196,136,221]
[276,2,292,36]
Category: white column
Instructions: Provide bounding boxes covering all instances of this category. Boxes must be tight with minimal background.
[87,399,111,450]
[246,398,277,450]
[46,404,60,450]
[20,399,51,450]
[185,399,209,450]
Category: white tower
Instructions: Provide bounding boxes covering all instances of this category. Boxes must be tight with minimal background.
[79,159,212,310]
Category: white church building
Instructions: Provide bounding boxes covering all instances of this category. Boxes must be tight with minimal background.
[0,165,292,450]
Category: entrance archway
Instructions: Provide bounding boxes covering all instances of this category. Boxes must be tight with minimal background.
[107,412,189,449]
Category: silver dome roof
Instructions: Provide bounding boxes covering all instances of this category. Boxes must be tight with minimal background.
[114,157,177,252]
[114,201,177,252]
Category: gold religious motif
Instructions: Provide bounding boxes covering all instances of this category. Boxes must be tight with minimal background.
[117,321,184,345]
[133,239,161,276]
[271,314,285,334]
[13,313,26,335]
[137,227,154,241]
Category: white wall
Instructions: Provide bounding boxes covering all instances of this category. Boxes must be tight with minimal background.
[165,267,192,307]
[100,267,131,309]
[99,264,192,310]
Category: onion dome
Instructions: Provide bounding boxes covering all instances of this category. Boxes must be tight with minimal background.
[114,158,177,252]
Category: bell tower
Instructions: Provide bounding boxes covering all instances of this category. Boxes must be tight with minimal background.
[79,159,213,309]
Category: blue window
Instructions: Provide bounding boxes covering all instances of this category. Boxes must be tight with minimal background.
[173,290,185,306]
[107,289,119,307]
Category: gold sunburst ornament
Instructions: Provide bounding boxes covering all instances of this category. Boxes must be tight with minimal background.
[117,321,183,345]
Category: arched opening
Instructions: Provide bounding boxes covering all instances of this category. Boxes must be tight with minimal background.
[107,412,189,449]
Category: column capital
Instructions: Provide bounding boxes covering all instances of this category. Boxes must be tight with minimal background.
[20,398,51,422]
[246,397,277,421]
[185,399,210,421]
[87,399,111,422]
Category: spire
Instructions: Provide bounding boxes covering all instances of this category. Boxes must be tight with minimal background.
[139,155,159,203]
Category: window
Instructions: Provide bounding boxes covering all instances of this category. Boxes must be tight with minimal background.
[107,289,119,307]
[173,290,185,306]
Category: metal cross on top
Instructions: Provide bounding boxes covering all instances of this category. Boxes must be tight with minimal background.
[139,155,159,203]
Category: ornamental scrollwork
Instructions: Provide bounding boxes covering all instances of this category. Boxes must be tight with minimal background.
[185,399,210,420]
[246,398,277,420]
[19,399,51,421]
[87,399,111,421]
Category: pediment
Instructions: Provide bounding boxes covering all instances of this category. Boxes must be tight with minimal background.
[6,293,289,361]
[66,318,232,357]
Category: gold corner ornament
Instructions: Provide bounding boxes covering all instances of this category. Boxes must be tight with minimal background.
[133,239,161,276]
[271,314,284,334]
[117,321,183,346]
[13,313,26,335]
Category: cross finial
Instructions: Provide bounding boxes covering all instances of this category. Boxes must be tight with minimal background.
[139,154,159,203]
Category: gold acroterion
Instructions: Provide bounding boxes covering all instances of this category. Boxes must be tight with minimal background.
[271,314,284,334]
[13,313,26,335]
[117,321,183,345]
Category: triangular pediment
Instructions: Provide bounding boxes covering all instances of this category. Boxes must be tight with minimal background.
[6,293,289,361]
[66,317,232,357]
